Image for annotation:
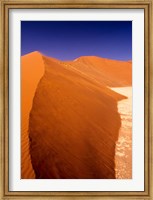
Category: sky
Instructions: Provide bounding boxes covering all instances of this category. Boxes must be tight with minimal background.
[21,21,132,61]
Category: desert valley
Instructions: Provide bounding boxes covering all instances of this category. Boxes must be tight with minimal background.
[21,51,132,179]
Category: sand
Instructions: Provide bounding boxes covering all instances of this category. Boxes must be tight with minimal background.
[21,52,132,179]
[21,51,44,178]
[63,56,132,87]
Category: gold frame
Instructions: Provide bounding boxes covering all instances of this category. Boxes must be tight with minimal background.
[0,0,152,199]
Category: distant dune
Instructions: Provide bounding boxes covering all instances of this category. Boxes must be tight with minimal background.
[21,52,132,179]
[63,56,132,87]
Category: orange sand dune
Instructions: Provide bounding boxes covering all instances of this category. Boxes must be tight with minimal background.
[63,56,132,87]
[28,55,126,179]
[21,51,45,178]
[21,52,131,179]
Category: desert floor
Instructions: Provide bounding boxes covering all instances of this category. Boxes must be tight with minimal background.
[111,87,132,179]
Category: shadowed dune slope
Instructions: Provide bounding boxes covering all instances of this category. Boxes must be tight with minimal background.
[28,55,126,179]
[63,56,132,87]
[21,51,45,178]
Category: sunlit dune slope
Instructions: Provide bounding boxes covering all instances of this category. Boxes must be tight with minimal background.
[28,55,126,179]
[21,51,45,178]
[63,56,131,87]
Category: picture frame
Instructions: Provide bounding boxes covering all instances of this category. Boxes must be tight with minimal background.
[0,0,152,199]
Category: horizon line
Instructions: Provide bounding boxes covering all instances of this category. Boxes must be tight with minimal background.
[22,51,132,63]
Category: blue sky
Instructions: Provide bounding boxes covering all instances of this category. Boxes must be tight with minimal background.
[21,21,132,61]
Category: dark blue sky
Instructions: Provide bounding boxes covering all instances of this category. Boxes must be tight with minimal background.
[21,21,132,61]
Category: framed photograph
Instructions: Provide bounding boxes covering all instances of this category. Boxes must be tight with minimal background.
[0,0,153,199]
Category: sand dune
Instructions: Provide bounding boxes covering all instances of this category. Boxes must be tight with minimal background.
[21,51,45,178]
[21,52,132,179]
[29,55,125,179]
[63,56,132,87]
